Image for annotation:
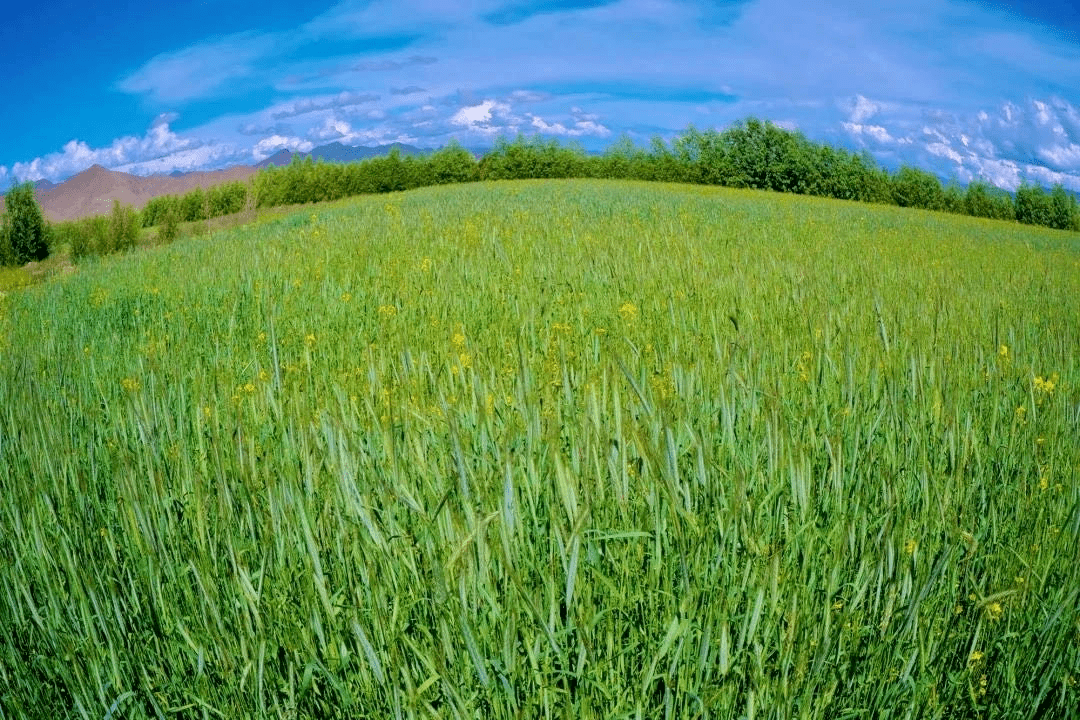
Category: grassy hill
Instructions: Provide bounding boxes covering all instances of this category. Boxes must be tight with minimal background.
[1,180,1077,718]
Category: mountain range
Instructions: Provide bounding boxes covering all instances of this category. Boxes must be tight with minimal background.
[0,142,427,223]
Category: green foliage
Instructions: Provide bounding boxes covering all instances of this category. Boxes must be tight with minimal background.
[157,204,181,244]
[108,200,140,253]
[208,181,248,218]
[3,183,49,265]
[179,186,208,222]
[94,121,1080,247]
[57,215,114,261]
[1,181,1077,717]
[0,211,12,266]
[890,166,946,210]
[425,141,478,184]
[965,181,1016,221]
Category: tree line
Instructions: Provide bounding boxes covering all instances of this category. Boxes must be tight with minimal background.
[2,118,1078,266]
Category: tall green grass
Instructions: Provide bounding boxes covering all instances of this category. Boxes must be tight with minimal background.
[1,180,1078,718]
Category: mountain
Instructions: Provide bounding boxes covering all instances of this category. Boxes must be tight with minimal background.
[1,143,433,223]
[0,164,260,223]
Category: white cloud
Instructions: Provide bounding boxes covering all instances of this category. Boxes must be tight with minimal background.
[848,95,880,123]
[252,135,315,161]
[842,122,907,145]
[529,114,611,137]
[6,114,212,183]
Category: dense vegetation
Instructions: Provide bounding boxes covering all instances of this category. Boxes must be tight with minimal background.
[2,119,1079,267]
[1,180,1077,718]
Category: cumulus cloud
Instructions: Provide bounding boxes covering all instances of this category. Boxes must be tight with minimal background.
[839,96,1080,191]
[451,100,516,133]
[529,111,610,138]
[6,114,219,183]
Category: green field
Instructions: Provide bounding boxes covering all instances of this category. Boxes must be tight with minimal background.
[1,179,1078,718]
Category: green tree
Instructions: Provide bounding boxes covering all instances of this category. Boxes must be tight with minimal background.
[4,182,49,264]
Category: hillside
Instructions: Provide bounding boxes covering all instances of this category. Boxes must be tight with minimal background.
[0,180,1077,718]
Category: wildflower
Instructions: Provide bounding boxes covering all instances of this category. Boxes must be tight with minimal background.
[998,344,1009,360]
[458,353,472,370]
[968,650,984,665]
[244,383,255,394]
[258,369,270,382]
[832,600,844,611]
[341,292,352,303]
[1039,475,1049,491]
[452,332,466,348]
[904,539,917,555]
[420,257,433,273]
[305,333,316,347]
[551,322,571,333]
[1015,405,1026,423]
[1015,575,1025,585]
[121,378,140,392]
[378,304,397,318]
[619,301,638,321]
[986,601,1003,621]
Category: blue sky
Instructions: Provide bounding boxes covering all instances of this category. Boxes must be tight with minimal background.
[2,0,1080,191]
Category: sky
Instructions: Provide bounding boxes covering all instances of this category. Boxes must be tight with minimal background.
[2,0,1080,192]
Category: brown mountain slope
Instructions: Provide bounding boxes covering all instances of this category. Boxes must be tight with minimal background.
[0,164,258,223]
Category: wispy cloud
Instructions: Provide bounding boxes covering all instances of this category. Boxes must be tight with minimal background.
[271,91,380,119]
[117,31,285,103]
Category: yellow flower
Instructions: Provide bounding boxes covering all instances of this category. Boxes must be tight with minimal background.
[305,333,316,346]
[121,378,140,392]
[831,600,844,611]
[420,257,433,273]
[341,292,352,302]
[968,650,984,665]
[458,353,472,370]
[998,344,1009,360]
[378,304,397,318]
[452,332,465,348]
[619,301,638,321]
[904,539,917,555]
[244,383,255,394]
[986,601,1004,621]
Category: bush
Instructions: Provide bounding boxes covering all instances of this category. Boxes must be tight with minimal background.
[3,183,49,265]
[891,166,946,211]
[108,201,140,253]
[157,205,181,244]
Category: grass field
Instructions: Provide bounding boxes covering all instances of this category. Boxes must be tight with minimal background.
[1,179,1078,718]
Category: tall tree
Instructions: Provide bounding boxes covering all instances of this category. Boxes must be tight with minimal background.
[4,182,49,264]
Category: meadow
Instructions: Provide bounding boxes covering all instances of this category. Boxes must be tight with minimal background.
[0,179,1078,718]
